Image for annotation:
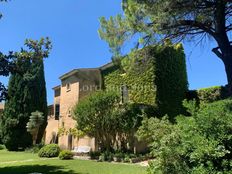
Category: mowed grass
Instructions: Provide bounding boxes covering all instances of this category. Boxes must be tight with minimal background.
[0,150,39,162]
[0,150,147,174]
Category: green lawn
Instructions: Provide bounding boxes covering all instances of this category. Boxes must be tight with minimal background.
[0,150,147,174]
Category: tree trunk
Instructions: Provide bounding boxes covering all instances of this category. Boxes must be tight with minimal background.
[224,55,232,89]
[218,43,232,91]
[214,32,232,92]
[33,132,38,146]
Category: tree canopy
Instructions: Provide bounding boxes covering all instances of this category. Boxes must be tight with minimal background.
[99,0,232,88]
[0,38,51,151]
[73,91,143,151]
[0,38,51,102]
[0,0,51,101]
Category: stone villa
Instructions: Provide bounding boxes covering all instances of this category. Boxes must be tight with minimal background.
[0,45,187,152]
[45,63,112,151]
[44,45,188,151]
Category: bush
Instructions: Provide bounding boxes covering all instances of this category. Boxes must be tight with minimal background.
[187,86,230,104]
[59,150,74,160]
[0,144,5,150]
[98,154,106,162]
[98,151,114,162]
[38,144,60,158]
[89,151,101,160]
[123,154,130,163]
[138,99,232,174]
[25,144,44,153]
[113,152,124,162]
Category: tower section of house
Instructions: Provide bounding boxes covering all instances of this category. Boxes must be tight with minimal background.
[45,68,102,150]
[44,86,60,144]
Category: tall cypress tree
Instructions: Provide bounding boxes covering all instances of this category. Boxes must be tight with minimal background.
[28,59,48,144]
[1,59,32,150]
[0,38,51,151]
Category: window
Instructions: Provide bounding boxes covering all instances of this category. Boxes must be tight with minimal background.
[55,104,60,120]
[54,88,60,97]
[121,85,129,103]
[68,109,72,117]
[66,83,71,92]
[48,105,54,116]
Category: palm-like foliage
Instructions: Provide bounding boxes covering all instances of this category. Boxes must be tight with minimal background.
[27,111,44,145]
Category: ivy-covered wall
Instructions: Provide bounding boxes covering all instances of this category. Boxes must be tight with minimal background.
[101,44,188,118]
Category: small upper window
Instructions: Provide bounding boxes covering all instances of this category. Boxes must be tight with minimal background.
[68,109,72,117]
[55,104,60,120]
[121,85,129,103]
[54,88,60,97]
[66,83,71,92]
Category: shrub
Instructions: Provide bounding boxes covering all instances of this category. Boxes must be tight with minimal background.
[0,144,5,150]
[59,150,74,160]
[187,86,230,104]
[98,151,114,162]
[113,152,124,162]
[98,154,106,162]
[139,99,232,174]
[38,144,60,158]
[123,154,130,163]
[89,151,101,160]
[25,144,44,153]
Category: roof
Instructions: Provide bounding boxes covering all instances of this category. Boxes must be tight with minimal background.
[59,69,78,80]
[53,62,115,88]
[59,68,103,80]
[52,85,61,90]
[99,62,114,71]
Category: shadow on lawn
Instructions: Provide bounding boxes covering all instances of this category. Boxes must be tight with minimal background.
[0,164,89,174]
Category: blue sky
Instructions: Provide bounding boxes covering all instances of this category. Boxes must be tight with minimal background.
[0,0,228,104]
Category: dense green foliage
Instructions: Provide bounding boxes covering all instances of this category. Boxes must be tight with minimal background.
[187,86,230,104]
[0,38,51,151]
[58,150,74,160]
[102,44,188,118]
[38,144,60,158]
[73,91,143,151]
[99,0,232,88]
[25,144,44,154]
[26,111,44,145]
[74,91,120,150]
[137,99,232,174]
[99,0,232,52]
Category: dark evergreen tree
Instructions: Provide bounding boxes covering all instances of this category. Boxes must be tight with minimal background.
[28,59,48,144]
[0,38,51,151]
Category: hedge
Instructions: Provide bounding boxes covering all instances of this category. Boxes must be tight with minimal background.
[59,150,74,160]
[38,144,60,158]
[101,44,188,118]
[187,86,231,104]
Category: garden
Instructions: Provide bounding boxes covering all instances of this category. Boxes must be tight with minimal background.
[0,147,146,174]
[1,0,232,174]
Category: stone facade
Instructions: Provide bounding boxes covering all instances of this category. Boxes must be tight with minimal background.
[45,68,102,150]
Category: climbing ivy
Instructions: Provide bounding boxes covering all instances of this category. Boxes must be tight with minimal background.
[102,44,188,118]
